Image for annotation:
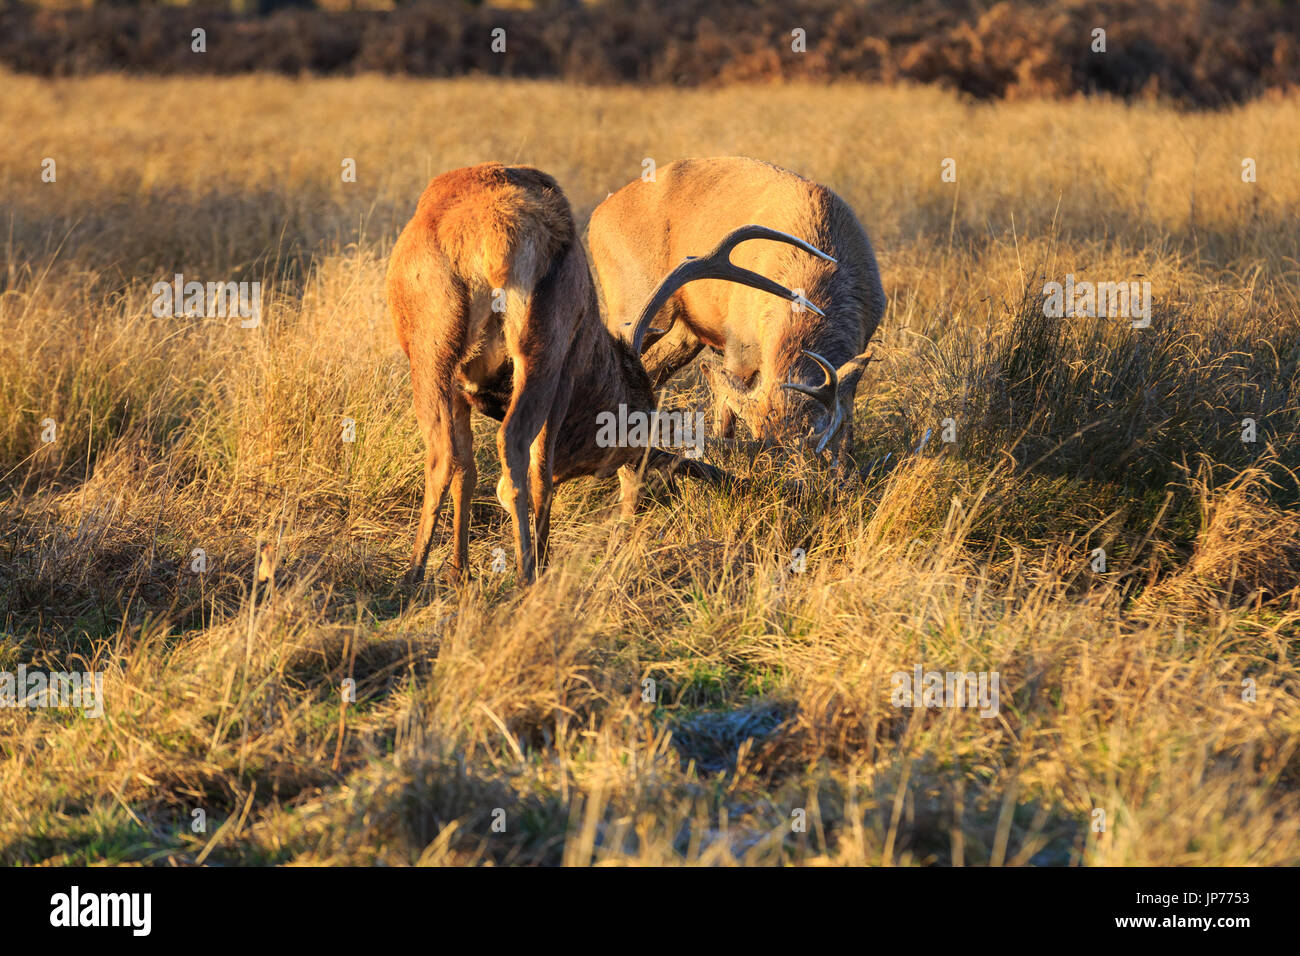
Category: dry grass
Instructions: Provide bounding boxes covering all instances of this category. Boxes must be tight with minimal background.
[1,73,1299,865]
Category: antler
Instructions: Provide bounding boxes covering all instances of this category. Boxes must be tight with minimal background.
[629,225,836,354]
[782,350,843,454]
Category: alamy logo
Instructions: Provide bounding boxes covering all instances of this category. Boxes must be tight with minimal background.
[151,273,262,327]
[0,667,103,718]
[595,404,706,459]
[49,886,151,936]
[1042,274,1151,328]
[891,666,1000,718]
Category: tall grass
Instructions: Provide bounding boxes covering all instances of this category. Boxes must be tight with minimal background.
[1,74,1298,865]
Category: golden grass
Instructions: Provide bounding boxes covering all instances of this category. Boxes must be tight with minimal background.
[1,72,1298,865]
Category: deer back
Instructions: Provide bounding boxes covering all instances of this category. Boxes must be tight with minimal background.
[590,156,883,376]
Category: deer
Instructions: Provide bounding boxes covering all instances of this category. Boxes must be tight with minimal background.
[387,162,833,585]
[588,156,886,481]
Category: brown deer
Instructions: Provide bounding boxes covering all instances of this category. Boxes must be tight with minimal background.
[387,163,831,585]
[589,156,885,469]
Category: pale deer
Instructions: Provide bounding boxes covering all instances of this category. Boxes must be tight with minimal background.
[387,163,831,584]
[589,156,886,472]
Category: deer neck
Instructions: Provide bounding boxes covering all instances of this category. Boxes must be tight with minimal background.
[551,331,656,481]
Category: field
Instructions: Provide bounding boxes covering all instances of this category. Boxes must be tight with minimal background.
[2,72,1299,865]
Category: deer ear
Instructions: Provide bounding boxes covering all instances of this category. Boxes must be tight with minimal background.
[835,350,873,405]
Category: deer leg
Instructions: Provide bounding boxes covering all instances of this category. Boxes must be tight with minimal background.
[835,416,856,474]
[528,420,558,570]
[406,389,456,588]
[499,241,585,583]
[715,393,737,441]
[495,436,533,584]
[527,374,567,572]
[617,463,643,519]
[446,394,476,582]
[702,359,750,441]
[497,367,559,584]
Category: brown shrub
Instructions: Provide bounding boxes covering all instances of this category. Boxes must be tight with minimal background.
[2,0,1298,106]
